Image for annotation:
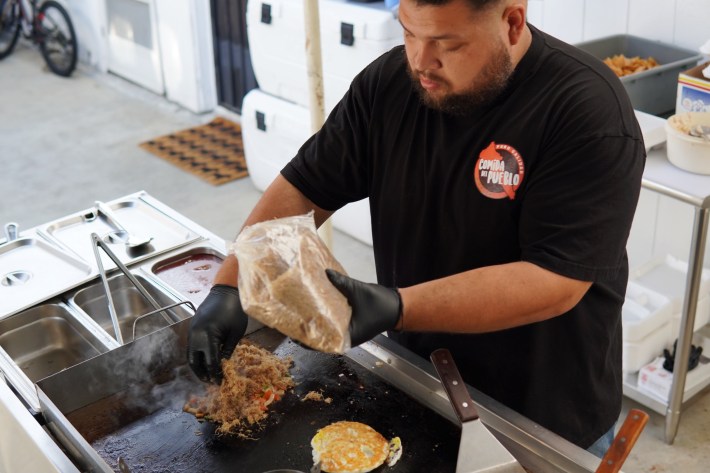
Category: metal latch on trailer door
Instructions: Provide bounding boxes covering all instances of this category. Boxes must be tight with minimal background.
[341,22,354,46]
[256,111,267,131]
[261,3,272,24]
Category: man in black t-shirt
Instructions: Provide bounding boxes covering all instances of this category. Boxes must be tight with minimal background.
[187,0,645,455]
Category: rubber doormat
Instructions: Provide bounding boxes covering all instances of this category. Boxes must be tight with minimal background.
[139,117,248,185]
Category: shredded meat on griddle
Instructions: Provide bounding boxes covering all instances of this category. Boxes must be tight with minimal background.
[184,342,294,436]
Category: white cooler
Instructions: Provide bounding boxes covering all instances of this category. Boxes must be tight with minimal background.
[246,0,403,114]
[242,88,312,192]
[242,88,374,245]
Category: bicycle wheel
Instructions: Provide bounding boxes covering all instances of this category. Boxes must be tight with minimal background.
[38,0,77,77]
[0,0,21,59]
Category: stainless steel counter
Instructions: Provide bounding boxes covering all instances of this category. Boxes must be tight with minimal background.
[0,191,612,472]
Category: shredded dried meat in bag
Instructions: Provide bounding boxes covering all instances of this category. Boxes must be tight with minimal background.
[232,212,352,353]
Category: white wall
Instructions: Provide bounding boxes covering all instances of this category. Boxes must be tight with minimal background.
[64,0,108,71]
[528,0,710,51]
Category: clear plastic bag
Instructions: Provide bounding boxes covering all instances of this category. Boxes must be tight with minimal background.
[231,212,352,353]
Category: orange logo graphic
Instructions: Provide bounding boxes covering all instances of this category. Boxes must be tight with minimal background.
[473,142,524,200]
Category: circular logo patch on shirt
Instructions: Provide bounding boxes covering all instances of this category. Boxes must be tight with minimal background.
[473,141,525,200]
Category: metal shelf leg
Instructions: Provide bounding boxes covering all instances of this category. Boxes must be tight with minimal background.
[665,207,709,443]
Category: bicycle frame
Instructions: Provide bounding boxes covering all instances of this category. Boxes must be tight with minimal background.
[1,0,35,37]
[19,0,38,38]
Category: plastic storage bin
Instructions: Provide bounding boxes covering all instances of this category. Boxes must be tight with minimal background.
[630,255,710,333]
[242,88,373,245]
[622,321,672,373]
[574,35,703,116]
[246,0,402,114]
[622,281,673,342]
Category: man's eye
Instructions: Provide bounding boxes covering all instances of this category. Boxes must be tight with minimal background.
[444,44,464,52]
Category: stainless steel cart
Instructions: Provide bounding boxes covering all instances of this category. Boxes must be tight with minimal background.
[623,148,710,443]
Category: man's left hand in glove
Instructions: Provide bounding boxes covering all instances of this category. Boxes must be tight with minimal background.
[326,269,403,347]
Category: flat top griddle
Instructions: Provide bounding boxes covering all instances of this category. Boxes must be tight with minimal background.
[65,331,459,473]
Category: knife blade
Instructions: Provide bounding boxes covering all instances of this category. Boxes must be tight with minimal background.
[431,349,526,473]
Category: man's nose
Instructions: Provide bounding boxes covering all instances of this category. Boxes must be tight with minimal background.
[411,41,442,72]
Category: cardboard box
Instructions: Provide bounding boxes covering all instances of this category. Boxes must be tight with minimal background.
[676,61,710,114]
[637,355,710,402]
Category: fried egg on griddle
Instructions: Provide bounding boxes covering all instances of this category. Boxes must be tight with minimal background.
[311,421,390,473]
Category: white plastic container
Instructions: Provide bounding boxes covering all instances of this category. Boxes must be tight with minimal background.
[634,110,667,152]
[242,88,373,245]
[630,254,710,333]
[622,281,673,342]
[242,88,312,192]
[331,198,373,246]
[246,0,402,113]
[622,321,672,373]
[665,112,710,175]
[696,324,710,354]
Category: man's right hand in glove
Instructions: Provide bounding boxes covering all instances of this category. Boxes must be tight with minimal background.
[187,284,248,384]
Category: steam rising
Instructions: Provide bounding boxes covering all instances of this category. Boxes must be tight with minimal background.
[107,325,205,414]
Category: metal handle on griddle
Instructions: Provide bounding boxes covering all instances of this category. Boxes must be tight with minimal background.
[91,232,187,344]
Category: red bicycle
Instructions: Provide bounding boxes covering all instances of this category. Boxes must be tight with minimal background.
[0,0,77,77]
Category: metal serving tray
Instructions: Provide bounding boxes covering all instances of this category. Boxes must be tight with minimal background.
[38,193,202,272]
[144,244,226,307]
[0,236,93,319]
[67,272,194,344]
[0,301,116,413]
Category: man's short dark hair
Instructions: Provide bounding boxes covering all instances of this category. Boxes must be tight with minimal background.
[414,0,502,10]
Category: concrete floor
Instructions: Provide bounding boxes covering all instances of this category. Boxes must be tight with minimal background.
[1,43,709,472]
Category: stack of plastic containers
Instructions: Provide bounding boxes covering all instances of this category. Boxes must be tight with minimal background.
[621,280,673,374]
[241,0,403,245]
[624,254,710,401]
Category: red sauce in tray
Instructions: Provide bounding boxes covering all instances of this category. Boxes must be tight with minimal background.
[154,253,223,306]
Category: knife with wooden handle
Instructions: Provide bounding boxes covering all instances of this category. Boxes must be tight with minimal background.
[596,409,649,473]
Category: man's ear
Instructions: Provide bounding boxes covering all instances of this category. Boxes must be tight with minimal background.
[503,4,527,46]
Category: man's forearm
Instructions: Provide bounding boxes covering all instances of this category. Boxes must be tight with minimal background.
[399,261,592,333]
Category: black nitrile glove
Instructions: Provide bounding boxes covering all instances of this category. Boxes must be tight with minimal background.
[326,269,402,347]
[187,284,248,383]
[663,339,703,373]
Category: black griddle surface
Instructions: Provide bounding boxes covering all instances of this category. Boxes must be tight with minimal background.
[66,333,459,473]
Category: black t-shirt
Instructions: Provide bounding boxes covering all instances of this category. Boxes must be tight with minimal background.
[282,25,645,448]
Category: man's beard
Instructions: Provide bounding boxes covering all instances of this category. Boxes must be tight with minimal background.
[408,46,514,116]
